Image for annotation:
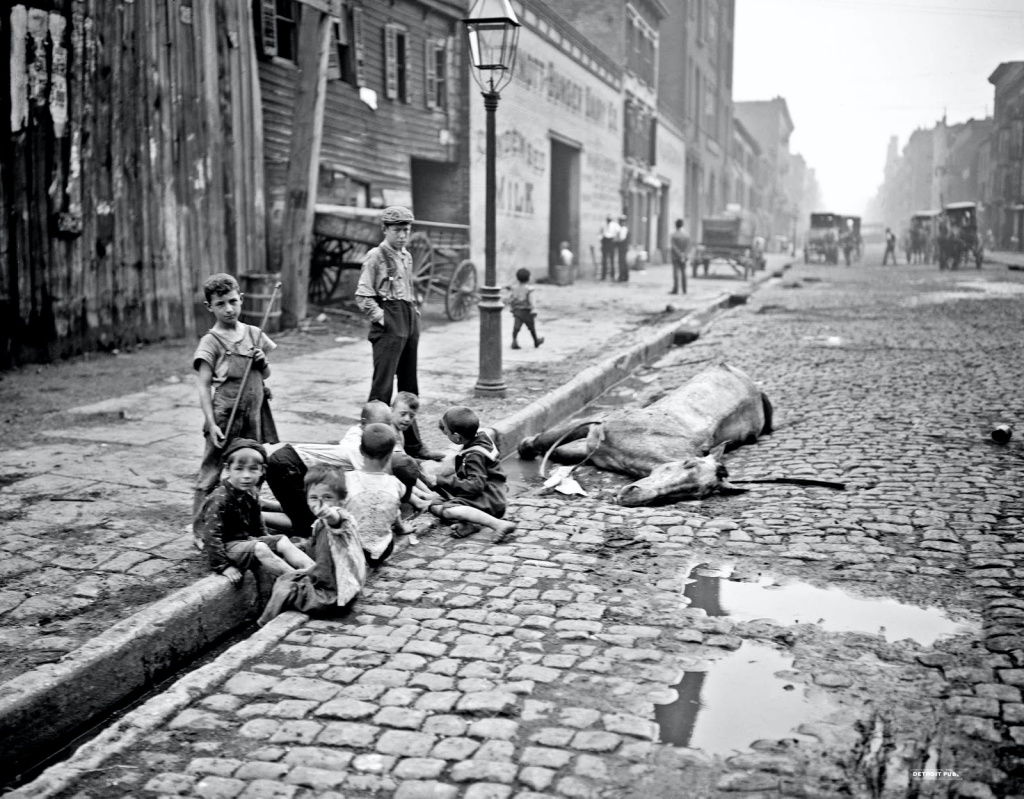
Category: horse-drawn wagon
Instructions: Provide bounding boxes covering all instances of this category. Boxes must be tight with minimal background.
[938,201,984,270]
[804,212,841,264]
[693,209,763,280]
[310,205,479,321]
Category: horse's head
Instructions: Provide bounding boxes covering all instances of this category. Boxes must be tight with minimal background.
[616,444,739,506]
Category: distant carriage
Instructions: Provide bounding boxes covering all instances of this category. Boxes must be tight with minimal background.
[694,209,764,280]
[938,201,984,271]
[310,205,479,321]
[804,212,841,264]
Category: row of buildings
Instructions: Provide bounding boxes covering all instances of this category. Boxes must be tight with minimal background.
[1,0,817,364]
[868,61,1024,251]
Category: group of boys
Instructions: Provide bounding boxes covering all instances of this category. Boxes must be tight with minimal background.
[189,206,518,624]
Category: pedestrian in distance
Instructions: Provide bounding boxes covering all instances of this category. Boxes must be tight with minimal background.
[413,406,517,541]
[883,227,899,266]
[507,267,544,349]
[195,439,315,588]
[670,218,691,295]
[256,465,366,627]
[599,215,620,280]
[355,205,433,457]
[191,273,278,527]
[616,214,631,282]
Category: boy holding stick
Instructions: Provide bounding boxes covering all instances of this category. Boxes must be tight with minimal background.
[191,274,280,529]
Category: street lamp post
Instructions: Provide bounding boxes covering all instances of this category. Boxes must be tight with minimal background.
[463,0,520,398]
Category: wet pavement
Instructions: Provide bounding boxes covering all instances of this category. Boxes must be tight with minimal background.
[12,249,1024,798]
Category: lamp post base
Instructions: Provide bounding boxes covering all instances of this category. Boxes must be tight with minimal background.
[474,284,506,398]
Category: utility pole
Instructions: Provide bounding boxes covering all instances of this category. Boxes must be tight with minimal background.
[279,3,331,329]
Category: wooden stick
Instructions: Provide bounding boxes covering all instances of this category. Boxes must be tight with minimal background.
[221,281,281,447]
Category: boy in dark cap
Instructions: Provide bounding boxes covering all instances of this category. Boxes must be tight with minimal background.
[354,206,443,459]
[195,438,314,587]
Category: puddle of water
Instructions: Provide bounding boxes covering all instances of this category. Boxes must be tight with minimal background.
[683,565,974,646]
[655,641,833,754]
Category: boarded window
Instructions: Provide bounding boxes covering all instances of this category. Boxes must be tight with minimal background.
[425,37,447,110]
[384,23,409,102]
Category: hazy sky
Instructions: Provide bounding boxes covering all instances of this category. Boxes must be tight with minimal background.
[733,0,1024,215]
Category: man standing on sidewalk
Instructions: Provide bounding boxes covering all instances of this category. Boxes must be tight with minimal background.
[599,215,619,280]
[670,218,690,294]
[616,214,631,282]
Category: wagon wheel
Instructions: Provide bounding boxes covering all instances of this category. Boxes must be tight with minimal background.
[309,236,347,304]
[446,259,479,321]
[407,233,435,305]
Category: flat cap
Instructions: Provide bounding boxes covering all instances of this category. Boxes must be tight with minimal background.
[220,437,267,465]
[381,206,414,225]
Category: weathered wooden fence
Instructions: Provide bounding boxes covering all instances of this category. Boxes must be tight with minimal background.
[1,0,266,366]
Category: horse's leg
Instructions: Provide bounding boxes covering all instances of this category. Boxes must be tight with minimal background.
[518,420,600,460]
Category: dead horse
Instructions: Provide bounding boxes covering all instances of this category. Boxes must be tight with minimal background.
[517,361,773,505]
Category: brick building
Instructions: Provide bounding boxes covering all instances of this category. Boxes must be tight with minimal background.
[467,0,623,282]
[989,62,1024,250]
[734,97,794,242]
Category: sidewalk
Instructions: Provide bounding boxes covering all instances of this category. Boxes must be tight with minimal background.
[986,248,1024,269]
[0,255,789,785]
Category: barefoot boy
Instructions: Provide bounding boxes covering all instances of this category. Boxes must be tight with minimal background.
[196,438,314,586]
[418,406,516,540]
[257,465,366,626]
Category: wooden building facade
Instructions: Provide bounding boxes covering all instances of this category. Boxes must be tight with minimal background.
[257,0,469,266]
[1,0,266,366]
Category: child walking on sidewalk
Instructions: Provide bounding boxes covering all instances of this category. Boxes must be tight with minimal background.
[507,268,544,350]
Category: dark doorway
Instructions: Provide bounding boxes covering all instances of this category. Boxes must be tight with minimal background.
[411,158,466,224]
[548,138,580,281]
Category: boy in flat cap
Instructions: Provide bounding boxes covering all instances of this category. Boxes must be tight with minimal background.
[355,206,443,460]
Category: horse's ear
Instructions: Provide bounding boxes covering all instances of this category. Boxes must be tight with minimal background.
[708,442,727,460]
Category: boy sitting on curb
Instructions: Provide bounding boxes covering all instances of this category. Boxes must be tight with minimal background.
[416,406,517,541]
[195,438,314,587]
[257,465,366,627]
[346,423,412,566]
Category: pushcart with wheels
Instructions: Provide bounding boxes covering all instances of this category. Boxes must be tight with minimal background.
[310,205,478,321]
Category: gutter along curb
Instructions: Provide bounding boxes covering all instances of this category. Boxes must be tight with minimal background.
[1,264,788,791]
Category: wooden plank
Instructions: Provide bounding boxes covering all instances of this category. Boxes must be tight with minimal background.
[199,0,229,282]
[278,8,331,327]
[242,0,268,276]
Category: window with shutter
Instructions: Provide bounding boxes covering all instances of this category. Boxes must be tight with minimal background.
[398,29,409,102]
[384,24,398,100]
[425,38,437,109]
[384,23,409,102]
[424,38,447,110]
[255,0,278,59]
[352,5,365,87]
[327,17,342,80]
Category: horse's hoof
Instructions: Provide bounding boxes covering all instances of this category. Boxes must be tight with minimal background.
[518,436,539,461]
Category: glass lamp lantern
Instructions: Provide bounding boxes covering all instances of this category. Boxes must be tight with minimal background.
[463,0,521,94]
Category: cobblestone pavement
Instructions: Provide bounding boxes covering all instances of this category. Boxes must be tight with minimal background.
[16,251,1024,799]
[0,258,766,682]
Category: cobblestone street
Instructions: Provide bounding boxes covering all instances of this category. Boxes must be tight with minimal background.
[15,253,1024,799]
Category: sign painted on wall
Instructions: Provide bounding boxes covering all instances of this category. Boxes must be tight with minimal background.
[515,51,618,132]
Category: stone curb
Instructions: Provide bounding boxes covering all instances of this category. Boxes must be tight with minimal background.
[1,263,788,793]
